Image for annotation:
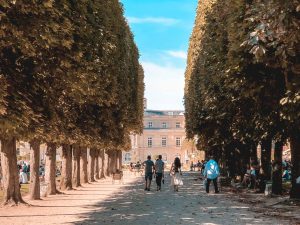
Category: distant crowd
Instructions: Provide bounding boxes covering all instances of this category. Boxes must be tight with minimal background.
[0,161,62,189]
[240,159,292,191]
[126,156,294,195]
[128,155,220,194]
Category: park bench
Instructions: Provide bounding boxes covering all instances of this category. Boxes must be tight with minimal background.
[112,170,123,184]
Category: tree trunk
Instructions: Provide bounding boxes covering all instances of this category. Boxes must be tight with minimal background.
[225,144,235,179]
[290,135,300,199]
[228,153,235,179]
[80,147,88,184]
[72,145,81,187]
[250,142,258,162]
[113,151,118,173]
[99,150,105,179]
[109,151,114,174]
[89,148,96,182]
[60,144,72,190]
[261,138,272,180]
[107,151,117,175]
[106,151,110,177]
[240,144,250,180]
[95,150,100,180]
[0,137,26,205]
[45,143,59,195]
[116,151,119,170]
[29,140,41,200]
[117,150,122,170]
[105,150,110,177]
[272,142,283,195]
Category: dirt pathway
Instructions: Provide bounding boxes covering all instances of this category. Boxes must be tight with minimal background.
[0,171,294,225]
[0,171,137,225]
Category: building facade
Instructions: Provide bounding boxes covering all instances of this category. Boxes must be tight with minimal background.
[123,110,197,165]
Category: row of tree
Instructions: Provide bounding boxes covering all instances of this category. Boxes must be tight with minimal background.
[185,0,300,198]
[0,0,144,205]
[55,146,123,193]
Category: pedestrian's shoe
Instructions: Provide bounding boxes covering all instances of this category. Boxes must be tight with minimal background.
[147,188,150,191]
[144,188,147,191]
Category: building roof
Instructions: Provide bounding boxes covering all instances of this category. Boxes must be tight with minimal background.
[144,110,184,116]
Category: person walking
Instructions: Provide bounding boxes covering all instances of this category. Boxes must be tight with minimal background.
[170,157,183,192]
[155,155,165,191]
[19,162,28,184]
[143,155,155,191]
[203,155,220,193]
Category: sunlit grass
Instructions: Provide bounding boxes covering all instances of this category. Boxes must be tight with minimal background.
[0,183,29,202]
[0,176,63,202]
[282,181,291,190]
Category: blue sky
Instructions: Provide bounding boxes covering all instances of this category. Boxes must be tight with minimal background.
[121,0,198,110]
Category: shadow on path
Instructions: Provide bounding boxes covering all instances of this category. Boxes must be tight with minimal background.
[73,172,289,225]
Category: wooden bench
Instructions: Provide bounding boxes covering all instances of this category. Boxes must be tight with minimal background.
[112,171,123,184]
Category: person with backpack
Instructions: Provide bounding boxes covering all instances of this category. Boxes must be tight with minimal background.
[203,155,220,193]
[155,155,165,191]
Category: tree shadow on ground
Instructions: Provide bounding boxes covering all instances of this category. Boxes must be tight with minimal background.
[72,172,284,225]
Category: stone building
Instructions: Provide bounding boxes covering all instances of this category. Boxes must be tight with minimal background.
[123,110,200,166]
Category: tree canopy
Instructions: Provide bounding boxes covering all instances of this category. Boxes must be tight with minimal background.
[0,0,144,149]
[185,0,300,197]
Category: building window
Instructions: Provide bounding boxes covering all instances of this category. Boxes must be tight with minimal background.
[176,137,181,147]
[148,122,153,128]
[161,137,167,147]
[124,153,131,162]
[162,122,167,128]
[176,122,181,128]
[148,137,153,148]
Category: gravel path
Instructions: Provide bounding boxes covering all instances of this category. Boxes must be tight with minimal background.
[0,171,292,225]
[74,172,291,225]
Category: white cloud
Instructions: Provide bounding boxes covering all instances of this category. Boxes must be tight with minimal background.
[165,50,187,60]
[141,61,185,110]
[127,17,180,26]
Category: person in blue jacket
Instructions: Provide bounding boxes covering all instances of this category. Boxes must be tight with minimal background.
[203,155,220,193]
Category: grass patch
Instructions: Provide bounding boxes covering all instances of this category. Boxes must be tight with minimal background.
[282,181,292,190]
[0,183,30,202]
[0,175,72,202]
